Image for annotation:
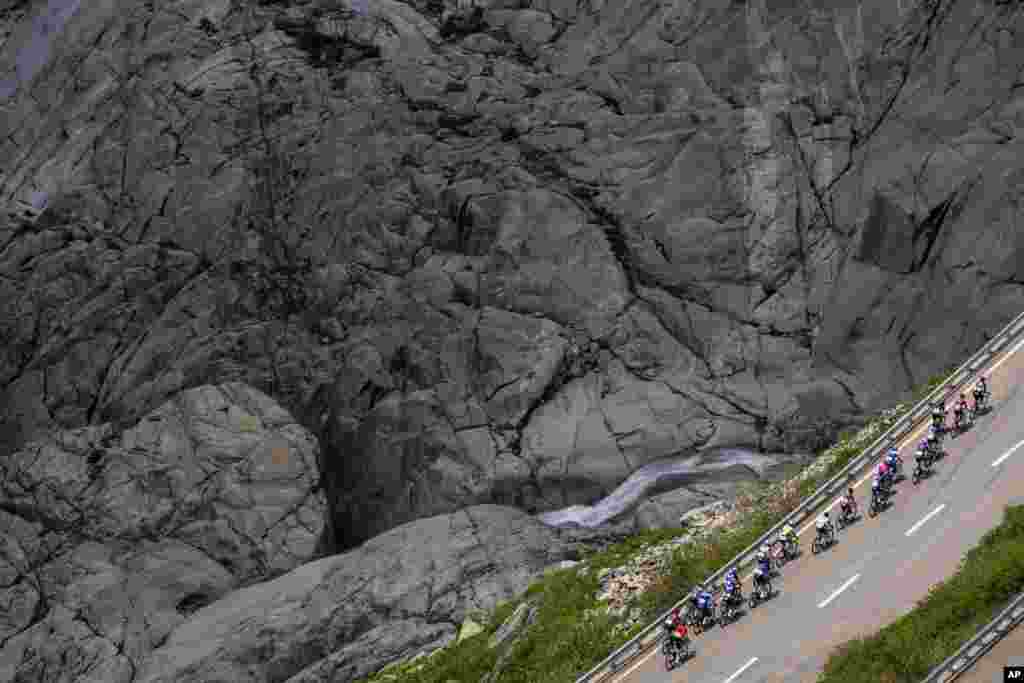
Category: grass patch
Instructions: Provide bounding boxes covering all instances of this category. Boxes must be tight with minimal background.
[818,504,1024,683]
[580,527,692,572]
[354,367,961,683]
[631,494,797,620]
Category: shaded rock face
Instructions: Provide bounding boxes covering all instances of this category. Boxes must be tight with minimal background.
[131,505,625,683]
[0,383,325,683]
[2,0,1024,556]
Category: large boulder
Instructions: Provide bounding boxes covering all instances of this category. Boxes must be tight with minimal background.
[133,505,622,683]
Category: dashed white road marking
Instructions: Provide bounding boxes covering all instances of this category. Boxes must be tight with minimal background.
[617,639,659,680]
[905,504,946,537]
[992,439,1024,468]
[817,573,860,609]
[723,657,759,683]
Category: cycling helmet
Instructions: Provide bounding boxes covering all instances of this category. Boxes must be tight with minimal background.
[888,446,898,457]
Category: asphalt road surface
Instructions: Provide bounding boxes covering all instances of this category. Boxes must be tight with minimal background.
[612,335,1024,683]
[954,622,1024,683]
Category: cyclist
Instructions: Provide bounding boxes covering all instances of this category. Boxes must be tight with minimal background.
[839,486,858,520]
[662,607,689,658]
[955,393,969,427]
[871,474,885,505]
[815,510,834,544]
[779,523,797,552]
[886,446,902,474]
[973,377,989,414]
[723,567,741,596]
[694,584,715,624]
[917,448,933,481]
[877,461,892,491]
[689,590,702,619]
[752,563,771,596]
[931,401,946,430]
[756,544,773,576]
[663,606,684,634]
[722,573,742,606]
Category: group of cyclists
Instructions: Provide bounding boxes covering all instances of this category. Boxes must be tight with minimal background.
[660,376,992,670]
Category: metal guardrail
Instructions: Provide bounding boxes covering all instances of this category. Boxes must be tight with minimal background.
[576,308,1024,682]
[921,591,1024,682]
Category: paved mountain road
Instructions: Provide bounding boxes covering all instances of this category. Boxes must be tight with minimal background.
[611,337,1024,683]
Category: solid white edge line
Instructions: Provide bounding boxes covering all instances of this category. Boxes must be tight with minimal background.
[616,639,658,680]
[905,504,946,537]
[992,439,1024,468]
[817,573,861,609]
[987,336,1024,373]
[723,656,759,683]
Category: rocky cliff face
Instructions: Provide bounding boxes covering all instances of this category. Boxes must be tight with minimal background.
[2,0,1024,555]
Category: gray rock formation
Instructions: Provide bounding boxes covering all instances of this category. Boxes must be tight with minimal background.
[0,383,325,682]
[132,505,621,683]
[1,0,1024,612]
